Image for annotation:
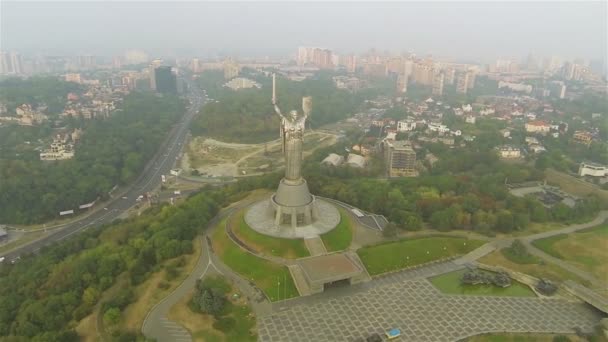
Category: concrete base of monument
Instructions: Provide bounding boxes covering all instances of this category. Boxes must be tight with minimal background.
[244,197,340,239]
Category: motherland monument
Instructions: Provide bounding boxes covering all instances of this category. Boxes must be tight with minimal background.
[244,74,339,238]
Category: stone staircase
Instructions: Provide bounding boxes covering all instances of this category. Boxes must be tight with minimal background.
[304,237,328,256]
[287,264,312,296]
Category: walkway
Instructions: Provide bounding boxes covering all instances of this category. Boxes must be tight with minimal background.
[258,265,602,342]
[142,200,274,342]
[141,237,218,342]
[521,210,608,287]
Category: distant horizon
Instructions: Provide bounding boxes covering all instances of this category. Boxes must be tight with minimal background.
[2,2,606,63]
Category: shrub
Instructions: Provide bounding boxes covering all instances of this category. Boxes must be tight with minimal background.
[536,279,558,296]
[212,317,236,332]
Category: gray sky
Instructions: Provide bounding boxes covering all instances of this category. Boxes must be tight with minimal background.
[1,1,606,62]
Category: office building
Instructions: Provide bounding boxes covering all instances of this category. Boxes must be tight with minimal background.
[384,140,417,177]
[154,66,177,94]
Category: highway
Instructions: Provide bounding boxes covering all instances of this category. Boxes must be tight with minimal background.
[1,77,205,263]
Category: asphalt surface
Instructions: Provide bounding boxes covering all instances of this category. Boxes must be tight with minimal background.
[1,78,205,263]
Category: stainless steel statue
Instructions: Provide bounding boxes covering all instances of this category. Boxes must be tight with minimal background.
[272,73,312,181]
[268,73,317,228]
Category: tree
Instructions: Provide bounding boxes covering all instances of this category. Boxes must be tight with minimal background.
[495,210,515,233]
[382,222,398,238]
[82,287,100,307]
[103,307,121,326]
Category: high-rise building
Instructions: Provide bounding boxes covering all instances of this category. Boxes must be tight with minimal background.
[154,66,177,94]
[77,55,96,69]
[444,68,456,85]
[466,71,476,89]
[296,47,333,69]
[386,57,405,74]
[456,72,470,94]
[344,55,357,73]
[9,52,23,74]
[403,59,414,79]
[124,49,149,65]
[363,63,387,77]
[191,58,200,73]
[0,51,23,74]
[396,74,408,94]
[313,48,333,69]
[223,59,240,80]
[412,63,434,86]
[112,56,123,69]
[0,51,9,74]
[384,140,417,177]
[432,73,444,96]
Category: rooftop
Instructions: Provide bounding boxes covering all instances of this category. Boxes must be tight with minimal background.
[298,252,364,285]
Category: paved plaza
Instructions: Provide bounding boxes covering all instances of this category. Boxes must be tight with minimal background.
[258,262,603,342]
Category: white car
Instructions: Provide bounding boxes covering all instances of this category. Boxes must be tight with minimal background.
[0,256,5,263]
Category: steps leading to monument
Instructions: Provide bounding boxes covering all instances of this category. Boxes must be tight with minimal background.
[287,265,312,296]
[304,237,328,256]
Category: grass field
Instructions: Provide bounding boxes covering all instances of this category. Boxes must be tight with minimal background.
[168,275,256,342]
[429,269,536,297]
[478,250,589,285]
[213,219,299,301]
[546,168,608,202]
[231,211,309,259]
[119,237,204,333]
[320,209,353,252]
[465,333,585,342]
[532,224,608,284]
[356,237,484,276]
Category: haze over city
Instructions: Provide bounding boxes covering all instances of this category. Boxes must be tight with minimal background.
[1,1,608,342]
[2,1,606,62]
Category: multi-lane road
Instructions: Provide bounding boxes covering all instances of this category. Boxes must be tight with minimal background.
[1,77,205,262]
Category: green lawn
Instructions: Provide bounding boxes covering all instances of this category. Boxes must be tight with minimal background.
[320,209,353,252]
[232,211,309,259]
[531,234,568,258]
[213,220,299,301]
[357,237,485,276]
[532,224,608,285]
[429,269,536,297]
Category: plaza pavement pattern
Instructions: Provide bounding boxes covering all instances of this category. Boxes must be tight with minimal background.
[257,261,603,342]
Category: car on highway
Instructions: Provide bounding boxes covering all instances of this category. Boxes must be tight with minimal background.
[0,256,5,263]
[121,196,128,199]
[103,207,108,210]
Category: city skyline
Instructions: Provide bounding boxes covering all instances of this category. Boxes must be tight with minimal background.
[1,1,606,62]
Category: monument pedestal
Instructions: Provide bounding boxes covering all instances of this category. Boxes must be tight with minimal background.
[270,178,317,228]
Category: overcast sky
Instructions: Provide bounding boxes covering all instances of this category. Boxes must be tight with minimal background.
[1,1,606,62]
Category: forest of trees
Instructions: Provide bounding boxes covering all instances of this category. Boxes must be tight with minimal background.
[0,186,238,341]
[302,140,604,235]
[0,77,83,115]
[191,71,365,143]
[0,92,185,224]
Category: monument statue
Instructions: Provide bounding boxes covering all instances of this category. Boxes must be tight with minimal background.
[272,73,312,182]
[243,74,340,236]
